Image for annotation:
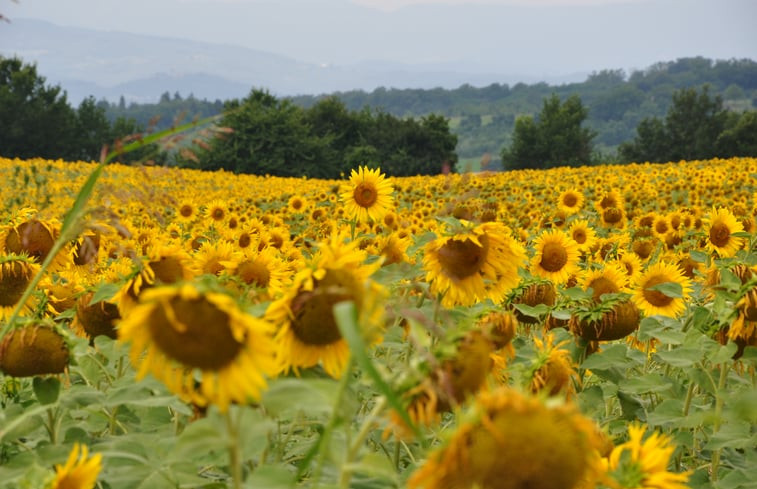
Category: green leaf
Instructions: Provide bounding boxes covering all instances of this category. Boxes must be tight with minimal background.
[637,316,685,344]
[88,282,121,305]
[512,303,550,319]
[617,390,644,420]
[581,344,634,370]
[730,231,752,238]
[646,281,683,298]
[618,373,674,395]
[562,287,593,301]
[550,309,572,321]
[689,250,708,263]
[262,377,344,419]
[32,377,61,405]
[654,347,704,367]
[709,341,739,364]
[704,421,756,450]
[244,465,296,489]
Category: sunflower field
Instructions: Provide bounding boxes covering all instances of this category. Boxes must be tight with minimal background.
[1,155,756,489]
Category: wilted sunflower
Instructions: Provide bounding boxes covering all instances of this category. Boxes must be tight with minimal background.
[0,254,40,319]
[557,189,584,215]
[408,388,603,489]
[47,443,102,489]
[530,229,580,285]
[728,287,757,341]
[529,333,577,398]
[424,221,525,308]
[266,232,387,378]
[704,207,744,258]
[0,321,70,377]
[118,283,277,411]
[340,166,394,223]
[632,262,692,318]
[605,423,690,489]
[1,217,68,270]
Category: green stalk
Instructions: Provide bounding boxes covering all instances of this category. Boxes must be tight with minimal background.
[710,363,729,482]
[225,409,243,489]
[339,397,388,489]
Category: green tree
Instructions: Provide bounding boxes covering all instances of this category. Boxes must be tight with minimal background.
[198,89,332,178]
[500,94,595,170]
[0,56,76,159]
[717,111,757,157]
[71,96,112,161]
[619,85,731,163]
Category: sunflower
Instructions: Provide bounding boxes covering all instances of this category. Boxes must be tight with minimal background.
[579,263,629,302]
[704,207,744,258]
[632,262,692,318]
[605,423,690,489]
[265,232,387,378]
[595,189,625,214]
[287,195,309,214]
[408,388,603,489]
[728,287,757,341]
[615,252,644,282]
[175,199,198,224]
[530,229,580,285]
[1,217,68,270]
[47,443,102,489]
[423,221,526,308]
[0,254,40,319]
[204,199,228,224]
[529,333,577,398]
[557,189,584,215]
[192,240,241,276]
[0,322,70,377]
[568,219,597,253]
[231,246,291,297]
[340,166,394,224]
[118,282,277,411]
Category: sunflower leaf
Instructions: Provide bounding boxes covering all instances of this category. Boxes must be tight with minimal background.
[88,282,121,305]
[32,377,60,405]
[646,281,683,298]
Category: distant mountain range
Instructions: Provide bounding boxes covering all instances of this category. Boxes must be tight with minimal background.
[1,18,589,104]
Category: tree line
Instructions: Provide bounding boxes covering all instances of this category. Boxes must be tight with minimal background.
[2,54,757,175]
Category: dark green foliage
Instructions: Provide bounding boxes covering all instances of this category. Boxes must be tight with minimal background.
[500,94,596,170]
[0,56,165,164]
[197,90,457,177]
[0,57,76,159]
[619,86,755,163]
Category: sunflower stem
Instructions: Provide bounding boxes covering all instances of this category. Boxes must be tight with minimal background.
[225,408,243,489]
[710,363,729,482]
[311,357,354,489]
[339,396,388,488]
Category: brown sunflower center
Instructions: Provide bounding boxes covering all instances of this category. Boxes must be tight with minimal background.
[76,293,120,339]
[291,199,304,210]
[562,193,578,207]
[603,208,623,224]
[572,229,586,244]
[655,220,669,235]
[436,237,487,281]
[642,276,674,308]
[237,259,271,288]
[0,261,33,307]
[4,220,56,261]
[540,242,568,272]
[211,208,225,221]
[73,234,100,266]
[289,269,357,346]
[599,195,617,209]
[180,204,194,218]
[709,222,731,247]
[149,257,185,284]
[587,276,620,301]
[353,182,378,208]
[238,232,252,249]
[148,296,242,370]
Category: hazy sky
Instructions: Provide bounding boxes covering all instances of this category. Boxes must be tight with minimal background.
[3,0,756,77]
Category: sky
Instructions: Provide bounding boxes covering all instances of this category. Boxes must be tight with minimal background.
[2,0,756,79]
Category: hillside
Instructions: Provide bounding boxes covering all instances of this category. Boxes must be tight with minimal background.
[102,57,757,167]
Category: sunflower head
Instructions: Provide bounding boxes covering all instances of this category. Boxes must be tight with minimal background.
[339,166,394,224]
[632,261,692,318]
[705,207,745,258]
[530,229,580,284]
[0,254,40,318]
[118,282,277,411]
[48,443,102,489]
[0,321,70,377]
[408,388,604,489]
[557,189,584,215]
[2,218,60,263]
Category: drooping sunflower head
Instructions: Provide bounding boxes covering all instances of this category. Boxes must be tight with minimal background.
[424,221,525,308]
[529,332,577,398]
[118,282,277,411]
[632,261,692,318]
[705,207,745,258]
[48,443,102,489]
[0,254,40,319]
[266,233,387,378]
[0,321,70,377]
[339,166,394,224]
[408,387,604,489]
[530,229,580,284]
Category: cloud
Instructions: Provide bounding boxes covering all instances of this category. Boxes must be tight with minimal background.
[350,0,648,10]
